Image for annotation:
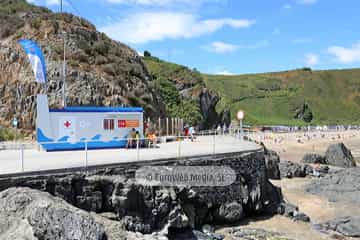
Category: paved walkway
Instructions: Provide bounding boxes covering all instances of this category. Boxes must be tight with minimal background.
[0,136,260,175]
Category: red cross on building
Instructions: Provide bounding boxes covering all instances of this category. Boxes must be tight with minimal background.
[64,121,71,128]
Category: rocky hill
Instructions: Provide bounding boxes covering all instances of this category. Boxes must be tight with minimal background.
[204,68,360,125]
[0,0,166,132]
[144,54,227,129]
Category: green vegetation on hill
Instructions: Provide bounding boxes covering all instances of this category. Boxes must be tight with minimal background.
[204,68,360,125]
[144,54,203,125]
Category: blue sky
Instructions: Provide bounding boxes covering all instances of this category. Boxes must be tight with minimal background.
[27,0,360,74]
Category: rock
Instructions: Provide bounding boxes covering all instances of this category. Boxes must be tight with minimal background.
[264,148,280,179]
[306,167,360,204]
[0,151,284,235]
[168,205,189,229]
[325,143,356,168]
[302,153,326,164]
[0,187,106,240]
[294,103,313,123]
[198,89,220,130]
[228,228,293,240]
[0,2,166,132]
[277,202,310,223]
[202,224,215,234]
[279,160,307,178]
[315,216,360,237]
[169,230,224,240]
[293,212,311,222]
[214,201,244,223]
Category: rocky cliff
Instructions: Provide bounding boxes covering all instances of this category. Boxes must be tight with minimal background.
[0,0,166,132]
[144,55,225,129]
[0,150,283,238]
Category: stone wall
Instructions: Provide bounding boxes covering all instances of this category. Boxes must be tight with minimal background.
[0,150,282,234]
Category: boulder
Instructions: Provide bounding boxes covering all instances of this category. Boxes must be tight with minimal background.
[314,216,360,237]
[264,148,281,180]
[306,167,360,204]
[214,201,244,223]
[325,143,356,168]
[0,187,106,240]
[302,153,326,164]
[169,230,224,240]
[227,228,293,240]
[279,161,307,178]
[277,202,310,223]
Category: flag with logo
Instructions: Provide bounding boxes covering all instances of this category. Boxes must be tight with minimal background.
[18,39,47,84]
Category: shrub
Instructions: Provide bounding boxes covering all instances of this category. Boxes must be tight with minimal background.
[93,41,109,56]
[0,128,16,141]
[95,55,108,65]
[103,64,116,76]
[144,50,151,57]
[30,18,41,29]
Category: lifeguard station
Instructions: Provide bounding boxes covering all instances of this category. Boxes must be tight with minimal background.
[36,94,144,151]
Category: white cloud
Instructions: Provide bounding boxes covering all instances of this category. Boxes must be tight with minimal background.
[100,12,254,44]
[205,41,239,54]
[27,0,62,5]
[328,42,360,64]
[106,0,221,6]
[305,53,319,66]
[297,0,317,5]
[215,70,235,75]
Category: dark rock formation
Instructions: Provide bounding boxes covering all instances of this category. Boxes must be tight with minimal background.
[264,148,281,180]
[221,228,294,240]
[314,216,360,237]
[218,109,231,128]
[325,143,356,168]
[198,89,220,129]
[170,229,224,240]
[0,151,283,235]
[277,202,310,222]
[0,187,106,240]
[302,153,326,164]
[213,201,244,223]
[306,167,360,204]
[279,160,307,178]
[293,103,313,123]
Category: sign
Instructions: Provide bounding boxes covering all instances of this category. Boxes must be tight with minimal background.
[118,120,139,128]
[12,118,18,128]
[59,117,76,142]
[237,110,245,120]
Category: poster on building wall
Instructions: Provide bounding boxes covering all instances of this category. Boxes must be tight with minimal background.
[59,117,77,142]
[118,120,139,128]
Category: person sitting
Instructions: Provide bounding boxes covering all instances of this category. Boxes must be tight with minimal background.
[148,132,157,148]
[126,128,137,149]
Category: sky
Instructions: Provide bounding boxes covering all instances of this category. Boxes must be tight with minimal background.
[27,0,360,75]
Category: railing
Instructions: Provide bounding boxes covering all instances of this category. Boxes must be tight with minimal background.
[0,132,258,176]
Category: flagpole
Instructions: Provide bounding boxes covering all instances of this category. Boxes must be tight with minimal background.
[61,0,67,108]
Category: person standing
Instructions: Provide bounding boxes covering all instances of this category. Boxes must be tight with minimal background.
[189,126,194,142]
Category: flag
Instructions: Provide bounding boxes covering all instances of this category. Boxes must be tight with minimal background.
[18,39,47,84]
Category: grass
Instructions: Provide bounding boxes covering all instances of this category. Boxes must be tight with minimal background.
[204,68,360,125]
[144,55,204,125]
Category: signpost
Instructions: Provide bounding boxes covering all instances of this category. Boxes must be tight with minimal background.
[237,110,245,140]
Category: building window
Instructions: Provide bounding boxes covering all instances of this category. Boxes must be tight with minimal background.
[103,119,114,130]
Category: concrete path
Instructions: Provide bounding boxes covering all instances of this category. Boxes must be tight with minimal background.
[0,136,260,175]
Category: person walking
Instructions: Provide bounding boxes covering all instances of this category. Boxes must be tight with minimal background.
[189,126,194,142]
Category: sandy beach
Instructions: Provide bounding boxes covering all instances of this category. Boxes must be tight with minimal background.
[251,130,360,163]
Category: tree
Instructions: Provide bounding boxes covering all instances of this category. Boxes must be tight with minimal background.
[144,50,151,57]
